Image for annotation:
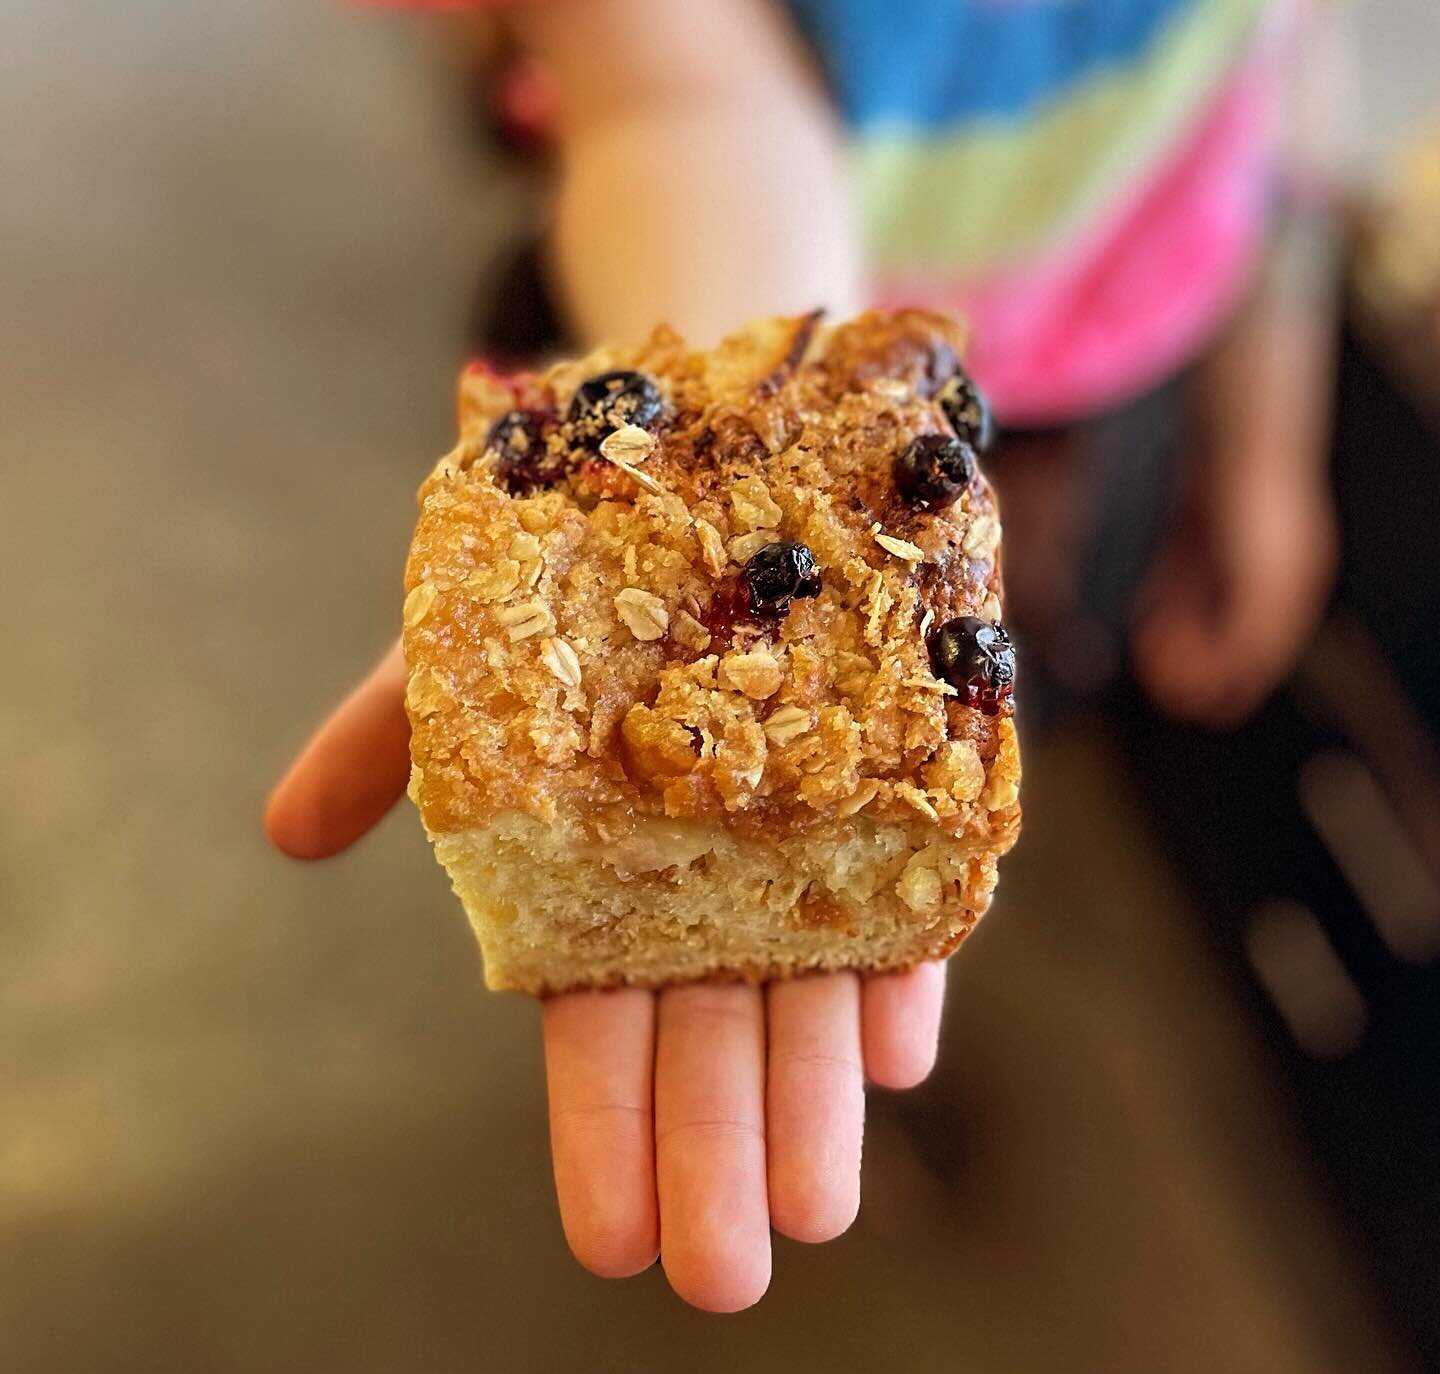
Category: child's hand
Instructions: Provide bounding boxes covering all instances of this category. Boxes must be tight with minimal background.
[1133,231,1339,728]
[265,643,946,1311]
[1132,448,1337,728]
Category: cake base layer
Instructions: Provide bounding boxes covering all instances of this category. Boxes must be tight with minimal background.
[433,811,999,994]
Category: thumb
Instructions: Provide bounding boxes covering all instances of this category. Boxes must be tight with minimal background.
[264,639,412,859]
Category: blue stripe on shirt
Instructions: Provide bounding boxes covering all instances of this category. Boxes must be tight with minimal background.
[784,0,1202,130]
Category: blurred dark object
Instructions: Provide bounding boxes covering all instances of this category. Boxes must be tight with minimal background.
[427,11,558,157]
[469,236,569,369]
[985,383,1184,734]
[1114,309,1440,1367]
[430,11,569,368]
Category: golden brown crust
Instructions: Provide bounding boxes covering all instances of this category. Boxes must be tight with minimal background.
[404,309,1021,992]
[406,311,1016,838]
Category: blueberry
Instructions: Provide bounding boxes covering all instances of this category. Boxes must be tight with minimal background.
[937,371,994,453]
[485,409,564,494]
[895,434,976,507]
[743,541,822,615]
[567,370,665,443]
[928,615,1015,714]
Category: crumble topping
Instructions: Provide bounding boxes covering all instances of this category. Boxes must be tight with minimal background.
[405,310,1019,846]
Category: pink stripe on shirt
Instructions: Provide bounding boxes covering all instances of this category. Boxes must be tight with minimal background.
[870,54,1275,423]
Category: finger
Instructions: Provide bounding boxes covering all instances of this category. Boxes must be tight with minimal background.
[264,640,411,859]
[655,983,770,1312]
[1135,572,1302,727]
[1132,613,1230,722]
[1209,543,1331,716]
[862,961,947,1090]
[543,989,659,1279]
[1168,616,1274,726]
[765,972,863,1243]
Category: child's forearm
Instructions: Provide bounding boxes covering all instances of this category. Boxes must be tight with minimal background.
[548,104,863,347]
[1202,0,1356,482]
[509,0,862,346]
[1197,209,1340,483]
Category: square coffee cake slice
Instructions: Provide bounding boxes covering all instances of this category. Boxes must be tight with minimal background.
[403,310,1021,993]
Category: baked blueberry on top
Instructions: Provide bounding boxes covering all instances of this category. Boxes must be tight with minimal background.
[895,434,976,508]
[567,369,666,445]
[484,409,562,494]
[937,369,994,453]
[743,541,823,615]
[929,616,1016,716]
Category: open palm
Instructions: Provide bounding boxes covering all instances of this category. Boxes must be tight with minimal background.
[266,642,947,1311]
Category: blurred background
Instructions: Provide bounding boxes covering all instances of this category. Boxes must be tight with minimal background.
[3,1,1439,1370]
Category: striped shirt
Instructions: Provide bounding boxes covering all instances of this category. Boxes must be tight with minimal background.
[787,0,1291,420]
[371,0,1296,422]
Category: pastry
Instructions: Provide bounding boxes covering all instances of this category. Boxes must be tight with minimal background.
[403,309,1021,994]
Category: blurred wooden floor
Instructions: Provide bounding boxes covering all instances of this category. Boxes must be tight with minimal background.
[0,3,1428,1370]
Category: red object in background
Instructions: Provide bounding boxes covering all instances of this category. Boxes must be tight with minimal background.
[355,0,558,151]
[491,55,557,152]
